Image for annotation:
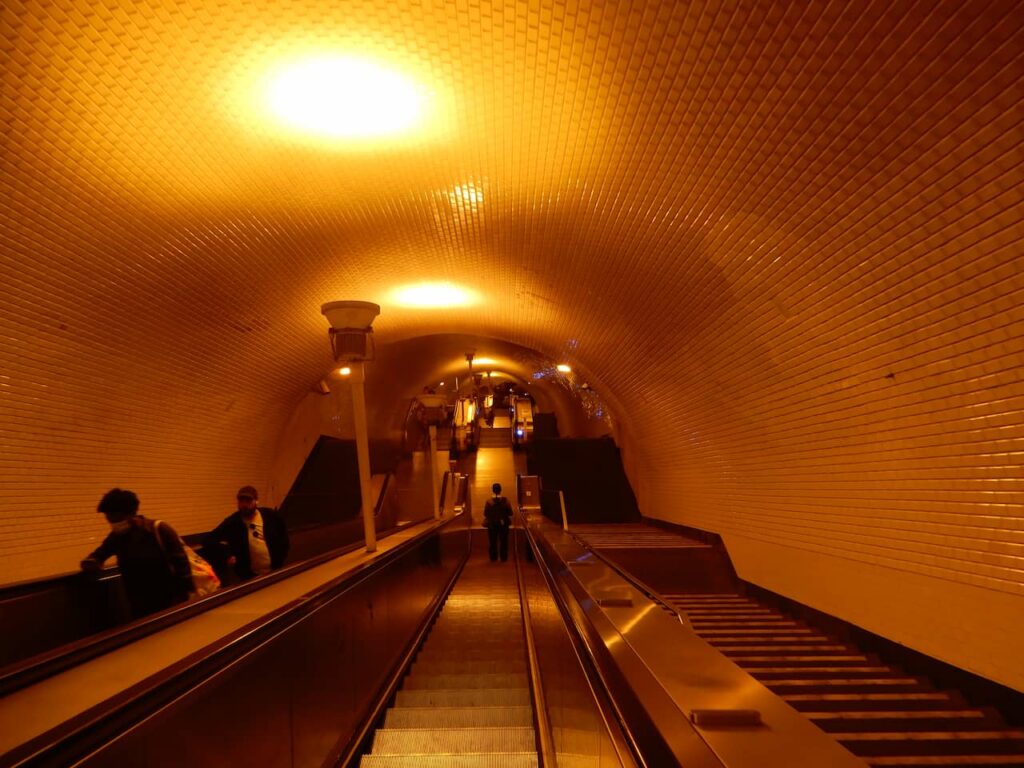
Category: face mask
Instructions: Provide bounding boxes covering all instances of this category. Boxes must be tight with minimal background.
[110,520,132,534]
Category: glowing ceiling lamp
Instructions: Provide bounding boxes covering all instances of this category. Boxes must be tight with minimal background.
[265,55,428,140]
[556,364,572,373]
[391,282,479,308]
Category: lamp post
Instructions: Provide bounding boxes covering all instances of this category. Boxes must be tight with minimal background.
[321,300,381,553]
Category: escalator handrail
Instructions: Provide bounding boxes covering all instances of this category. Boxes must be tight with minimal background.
[0,475,402,697]
[517,510,648,768]
[5,512,471,768]
[0,538,368,699]
[566,530,688,627]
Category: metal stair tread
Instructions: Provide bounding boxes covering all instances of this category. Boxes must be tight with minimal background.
[371,726,536,754]
[360,753,540,767]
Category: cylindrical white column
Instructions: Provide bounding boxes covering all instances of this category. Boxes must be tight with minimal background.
[350,362,377,552]
[428,424,441,519]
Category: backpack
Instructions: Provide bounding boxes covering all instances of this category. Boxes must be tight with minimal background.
[154,520,221,599]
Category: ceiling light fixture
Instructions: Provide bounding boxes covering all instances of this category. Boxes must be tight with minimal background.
[391,282,478,308]
[266,55,427,140]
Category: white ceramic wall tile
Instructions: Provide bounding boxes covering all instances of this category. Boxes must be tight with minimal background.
[0,0,1021,686]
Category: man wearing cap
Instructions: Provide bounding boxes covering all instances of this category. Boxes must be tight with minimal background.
[203,486,289,583]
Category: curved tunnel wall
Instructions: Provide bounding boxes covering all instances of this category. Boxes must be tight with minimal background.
[0,2,1020,691]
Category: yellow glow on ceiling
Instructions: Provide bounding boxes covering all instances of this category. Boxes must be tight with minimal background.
[473,357,497,366]
[390,282,479,308]
[449,183,484,210]
[258,54,438,145]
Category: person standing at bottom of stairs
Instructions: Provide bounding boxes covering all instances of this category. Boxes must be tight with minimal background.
[483,483,513,562]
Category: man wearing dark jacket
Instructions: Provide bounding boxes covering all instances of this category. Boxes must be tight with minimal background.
[483,482,513,562]
[81,488,193,619]
[204,485,289,582]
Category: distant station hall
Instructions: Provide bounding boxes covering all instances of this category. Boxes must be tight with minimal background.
[1,2,1022,767]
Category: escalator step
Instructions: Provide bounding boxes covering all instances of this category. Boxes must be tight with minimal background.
[402,673,529,689]
[413,660,528,675]
[371,726,536,754]
[395,688,532,707]
[361,754,539,768]
[384,706,534,728]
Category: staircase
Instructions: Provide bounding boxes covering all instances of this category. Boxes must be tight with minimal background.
[361,547,538,767]
[665,594,1024,768]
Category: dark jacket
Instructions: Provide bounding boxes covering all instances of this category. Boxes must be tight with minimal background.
[483,496,513,529]
[203,507,289,580]
[85,516,193,619]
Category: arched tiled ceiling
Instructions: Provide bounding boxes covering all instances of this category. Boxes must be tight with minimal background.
[1,3,1021,687]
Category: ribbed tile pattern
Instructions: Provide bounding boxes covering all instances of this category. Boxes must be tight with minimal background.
[0,0,1020,690]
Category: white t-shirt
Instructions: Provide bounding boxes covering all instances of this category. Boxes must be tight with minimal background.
[246,509,272,576]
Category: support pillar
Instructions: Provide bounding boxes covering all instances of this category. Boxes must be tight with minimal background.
[350,362,376,552]
[428,424,441,519]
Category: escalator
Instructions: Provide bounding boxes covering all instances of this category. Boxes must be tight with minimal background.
[361,546,537,766]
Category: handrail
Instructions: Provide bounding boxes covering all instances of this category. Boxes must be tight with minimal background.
[373,472,392,515]
[1,476,404,696]
[6,513,471,768]
[438,469,450,516]
[0,535,368,698]
[566,530,688,627]
[517,510,642,768]
[513,525,556,768]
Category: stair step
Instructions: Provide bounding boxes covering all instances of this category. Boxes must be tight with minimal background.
[720,644,851,653]
[808,710,1001,733]
[372,727,536,754]
[384,706,534,728]
[865,756,1024,766]
[709,636,834,644]
[732,655,872,665]
[692,618,802,626]
[785,693,957,711]
[361,754,539,768]
[395,688,532,708]
[752,666,893,677]
[836,730,1024,757]
[695,627,819,635]
[402,673,529,689]
[764,677,931,692]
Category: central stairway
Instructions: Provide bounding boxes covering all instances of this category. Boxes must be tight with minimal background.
[361,544,538,767]
[666,594,1024,768]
